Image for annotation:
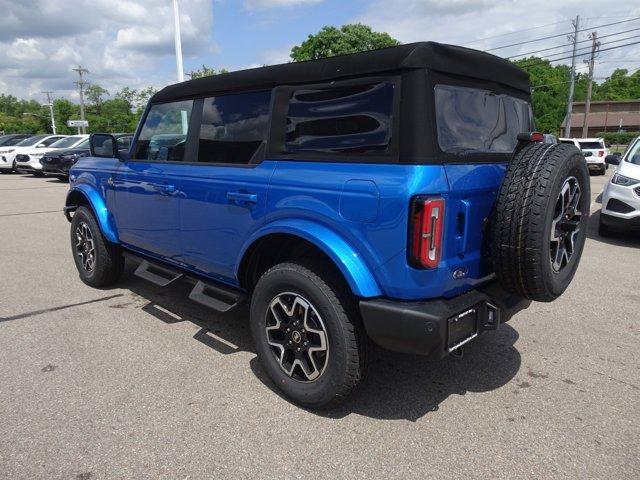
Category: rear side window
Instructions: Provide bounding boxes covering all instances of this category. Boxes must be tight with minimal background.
[198,90,271,164]
[285,82,395,155]
[133,100,193,161]
[578,141,604,150]
[434,85,531,154]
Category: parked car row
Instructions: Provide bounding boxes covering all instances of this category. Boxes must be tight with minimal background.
[559,137,610,175]
[0,133,133,180]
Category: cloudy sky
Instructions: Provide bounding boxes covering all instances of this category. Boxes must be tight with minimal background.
[1,0,639,103]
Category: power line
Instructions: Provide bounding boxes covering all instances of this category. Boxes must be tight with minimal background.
[506,26,640,59]
[461,19,569,45]
[528,34,640,63]
[487,16,640,51]
[517,39,640,68]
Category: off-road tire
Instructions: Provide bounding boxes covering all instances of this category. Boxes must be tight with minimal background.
[70,206,124,287]
[250,260,370,409]
[491,143,590,302]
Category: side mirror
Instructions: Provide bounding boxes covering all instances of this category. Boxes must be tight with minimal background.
[90,133,120,159]
[605,154,621,166]
[36,143,46,148]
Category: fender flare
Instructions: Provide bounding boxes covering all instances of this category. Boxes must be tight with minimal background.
[237,219,382,298]
[65,184,119,244]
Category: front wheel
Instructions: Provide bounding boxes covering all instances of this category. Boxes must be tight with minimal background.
[250,261,369,409]
[70,206,124,287]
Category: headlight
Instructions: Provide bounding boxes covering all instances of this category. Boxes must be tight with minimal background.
[0,149,15,154]
[31,153,44,158]
[612,173,640,187]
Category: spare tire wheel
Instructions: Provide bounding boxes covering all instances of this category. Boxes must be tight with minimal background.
[491,143,590,302]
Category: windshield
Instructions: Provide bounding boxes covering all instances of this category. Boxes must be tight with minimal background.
[578,141,604,150]
[76,138,90,149]
[0,136,28,146]
[625,139,640,165]
[434,84,532,154]
[15,135,47,147]
[49,136,84,148]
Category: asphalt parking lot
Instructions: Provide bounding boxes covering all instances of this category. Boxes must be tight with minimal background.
[0,170,638,479]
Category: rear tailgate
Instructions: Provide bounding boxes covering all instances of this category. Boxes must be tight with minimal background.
[441,163,506,292]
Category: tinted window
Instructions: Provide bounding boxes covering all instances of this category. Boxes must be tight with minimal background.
[133,100,193,161]
[578,141,604,150]
[560,140,575,145]
[198,90,271,164]
[434,85,532,154]
[285,82,395,155]
[41,136,65,146]
[50,136,84,148]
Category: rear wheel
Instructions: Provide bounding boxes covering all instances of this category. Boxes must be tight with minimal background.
[70,206,124,287]
[491,143,590,302]
[250,261,368,408]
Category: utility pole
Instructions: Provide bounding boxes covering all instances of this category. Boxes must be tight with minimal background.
[582,32,600,138]
[564,15,580,138]
[42,91,56,134]
[72,65,89,134]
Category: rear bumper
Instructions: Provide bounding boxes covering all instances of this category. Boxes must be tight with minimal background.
[359,282,530,358]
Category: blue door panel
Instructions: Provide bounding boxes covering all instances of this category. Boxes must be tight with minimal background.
[112,162,183,261]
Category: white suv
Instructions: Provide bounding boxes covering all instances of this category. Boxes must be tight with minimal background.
[599,136,640,235]
[14,135,87,175]
[559,137,610,175]
[0,134,67,173]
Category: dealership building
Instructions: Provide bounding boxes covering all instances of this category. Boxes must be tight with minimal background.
[561,99,640,138]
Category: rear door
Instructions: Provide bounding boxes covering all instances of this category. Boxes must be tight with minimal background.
[178,91,275,284]
[112,100,194,260]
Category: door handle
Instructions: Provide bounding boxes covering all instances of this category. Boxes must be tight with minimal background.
[227,191,258,204]
[154,184,176,194]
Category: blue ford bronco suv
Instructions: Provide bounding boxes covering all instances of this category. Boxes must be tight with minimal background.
[65,42,589,408]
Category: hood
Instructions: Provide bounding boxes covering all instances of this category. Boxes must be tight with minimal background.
[618,158,640,179]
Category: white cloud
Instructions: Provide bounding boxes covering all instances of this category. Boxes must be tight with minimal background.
[0,0,213,100]
[244,0,324,10]
[356,0,640,77]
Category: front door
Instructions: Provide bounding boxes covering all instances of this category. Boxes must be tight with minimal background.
[112,99,194,262]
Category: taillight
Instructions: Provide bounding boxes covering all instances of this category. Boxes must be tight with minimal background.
[598,150,604,157]
[409,197,445,269]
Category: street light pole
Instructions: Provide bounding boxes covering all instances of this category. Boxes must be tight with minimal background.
[172,0,185,82]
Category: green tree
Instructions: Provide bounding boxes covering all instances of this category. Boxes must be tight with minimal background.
[187,65,229,79]
[290,24,400,62]
[85,84,110,108]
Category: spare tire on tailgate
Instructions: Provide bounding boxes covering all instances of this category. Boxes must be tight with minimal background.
[491,142,590,302]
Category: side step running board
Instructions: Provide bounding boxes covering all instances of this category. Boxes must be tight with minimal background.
[129,254,246,313]
[134,260,183,287]
[188,281,246,313]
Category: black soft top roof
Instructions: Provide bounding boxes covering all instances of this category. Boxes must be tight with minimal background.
[152,42,530,103]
